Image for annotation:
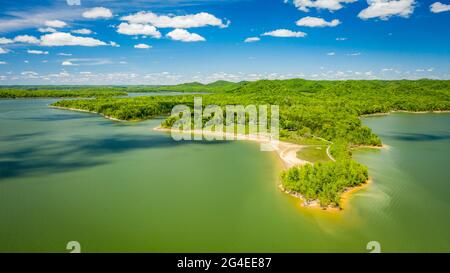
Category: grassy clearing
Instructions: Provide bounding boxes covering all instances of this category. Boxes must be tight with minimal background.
[297,145,331,163]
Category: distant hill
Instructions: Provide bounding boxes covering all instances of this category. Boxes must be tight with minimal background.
[136,80,243,92]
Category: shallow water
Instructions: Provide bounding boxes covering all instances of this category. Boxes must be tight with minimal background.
[0,99,449,252]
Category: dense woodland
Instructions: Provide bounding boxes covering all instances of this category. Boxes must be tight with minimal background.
[282,159,368,207]
[50,79,450,207]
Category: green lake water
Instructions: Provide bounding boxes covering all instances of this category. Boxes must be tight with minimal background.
[0,99,449,252]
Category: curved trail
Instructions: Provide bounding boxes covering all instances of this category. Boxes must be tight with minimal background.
[326,145,336,162]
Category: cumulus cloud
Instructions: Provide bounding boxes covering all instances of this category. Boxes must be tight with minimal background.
[296,16,341,27]
[27,49,49,55]
[0,47,8,54]
[358,0,415,20]
[262,29,307,38]
[121,11,229,28]
[327,52,336,56]
[82,7,113,19]
[38,27,57,33]
[293,0,357,12]
[40,32,107,47]
[134,43,151,49]
[45,20,67,28]
[244,37,260,43]
[0,37,14,44]
[72,29,93,35]
[166,29,206,42]
[14,35,40,44]
[336,37,348,41]
[110,41,120,47]
[116,23,161,38]
[0,61,6,64]
[430,2,450,13]
[58,53,72,56]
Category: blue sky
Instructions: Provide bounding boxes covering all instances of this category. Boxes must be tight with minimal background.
[0,0,449,85]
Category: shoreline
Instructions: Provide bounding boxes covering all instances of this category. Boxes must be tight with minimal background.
[360,110,450,117]
[351,144,389,150]
[279,178,372,212]
[50,106,126,122]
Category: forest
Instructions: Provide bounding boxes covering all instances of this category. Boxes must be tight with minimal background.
[0,80,242,96]
[0,89,127,98]
[50,79,450,207]
[282,159,368,207]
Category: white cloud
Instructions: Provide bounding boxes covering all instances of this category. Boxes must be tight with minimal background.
[21,71,39,76]
[244,37,260,43]
[262,29,307,38]
[358,0,415,20]
[0,61,6,64]
[82,7,113,19]
[110,41,120,47]
[58,53,72,56]
[27,50,49,55]
[336,37,348,41]
[38,27,57,33]
[116,23,161,38]
[347,52,361,56]
[0,37,14,44]
[430,2,450,13]
[134,43,151,49]
[14,35,40,44]
[293,0,357,12]
[62,61,76,66]
[327,52,336,56]
[72,29,93,35]
[166,29,206,42]
[121,11,229,28]
[40,32,107,47]
[45,20,67,28]
[296,16,341,27]
[0,47,8,54]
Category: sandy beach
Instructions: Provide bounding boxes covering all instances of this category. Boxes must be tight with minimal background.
[154,126,309,169]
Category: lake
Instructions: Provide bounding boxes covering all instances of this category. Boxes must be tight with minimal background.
[0,99,449,252]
